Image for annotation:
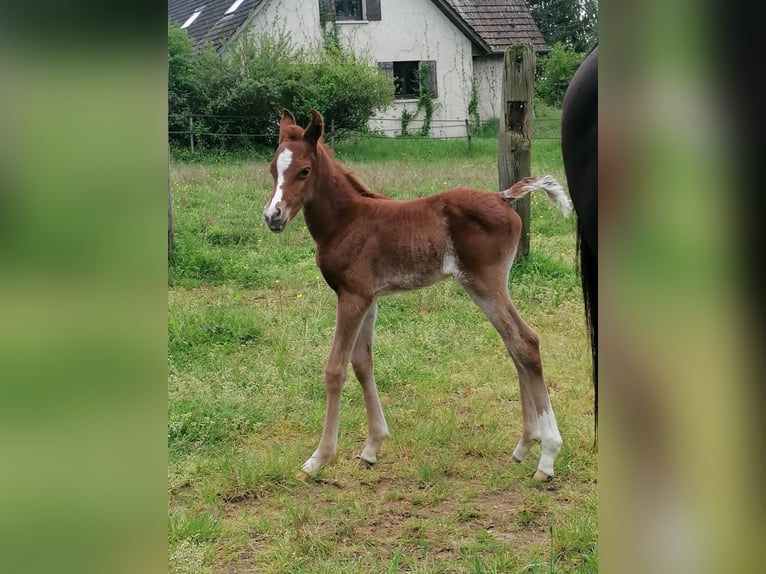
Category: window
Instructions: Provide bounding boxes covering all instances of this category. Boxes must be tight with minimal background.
[394,61,420,99]
[379,60,438,100]
[181,7,203,29]
[320,1,381,22]
[335,0,362,20]
[225,0,245,15]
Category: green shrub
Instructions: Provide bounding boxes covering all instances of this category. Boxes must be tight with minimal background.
[286,42,394,137]
[535,43,585,107]
[168,23,203,146]
[167,24,393,151]
[468,80,480,134]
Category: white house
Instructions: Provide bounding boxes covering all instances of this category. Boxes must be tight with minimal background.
[168,0,547,137]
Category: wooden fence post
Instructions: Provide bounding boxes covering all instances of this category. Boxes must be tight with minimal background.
[498,44,535,262]
[189,115,194,153]
[330,119,335,148]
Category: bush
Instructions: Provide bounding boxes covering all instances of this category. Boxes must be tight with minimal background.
[192,33,300,149]
[288,43,394,137]
[168,23,204,145]
[535,43,585,107]
[168,24,394,151]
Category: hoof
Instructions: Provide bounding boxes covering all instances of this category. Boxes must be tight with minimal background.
[355,454,375,469]
[533,470,552,482]
[512,454,523,463]
[295,470,311,482]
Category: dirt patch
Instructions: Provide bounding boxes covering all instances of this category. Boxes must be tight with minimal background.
[210,447,591,574]
[470,491,550,546]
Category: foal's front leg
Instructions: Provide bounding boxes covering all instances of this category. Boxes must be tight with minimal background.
[297,293,373,479]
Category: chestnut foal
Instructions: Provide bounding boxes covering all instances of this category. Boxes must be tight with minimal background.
[263,109,571,481]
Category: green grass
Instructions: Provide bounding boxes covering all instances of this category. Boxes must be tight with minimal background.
[332,133,499,163]
[168,124,596,572]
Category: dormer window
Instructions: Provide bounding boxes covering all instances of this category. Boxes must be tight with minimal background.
[225,0,245,15]
[181,7,203,29]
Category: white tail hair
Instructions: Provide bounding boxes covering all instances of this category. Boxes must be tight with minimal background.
[501,175,572,218]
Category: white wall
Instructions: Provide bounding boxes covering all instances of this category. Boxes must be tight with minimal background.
[473,55,504,122]
[246,0,324,53]
[336,0,474,137]
[245,0,475,138]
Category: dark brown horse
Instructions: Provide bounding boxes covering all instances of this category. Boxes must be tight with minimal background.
[263,109,572,481]
[561,44,598,436]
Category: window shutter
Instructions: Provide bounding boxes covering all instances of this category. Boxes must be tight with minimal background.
[378,61,394,79]
[320,0,336,22]
[366,0,382,20]
[422,60,438,98]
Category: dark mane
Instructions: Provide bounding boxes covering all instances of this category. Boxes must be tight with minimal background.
[342,168,391,200]
[320,141,391,200]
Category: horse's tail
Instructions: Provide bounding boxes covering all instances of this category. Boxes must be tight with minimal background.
[501,175,572,218]
[576,219,598,437]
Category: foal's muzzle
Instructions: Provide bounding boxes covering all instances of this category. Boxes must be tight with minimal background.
[263,208,286,233]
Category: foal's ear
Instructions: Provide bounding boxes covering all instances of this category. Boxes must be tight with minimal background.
[303,109,324,149]
[278,109,296,143]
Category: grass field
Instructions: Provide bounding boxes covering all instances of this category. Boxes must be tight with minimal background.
[168,119,597,572]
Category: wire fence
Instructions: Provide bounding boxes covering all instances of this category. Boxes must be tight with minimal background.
[169,112,562,153]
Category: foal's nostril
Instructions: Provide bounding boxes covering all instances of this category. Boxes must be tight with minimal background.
[274,207,282,217]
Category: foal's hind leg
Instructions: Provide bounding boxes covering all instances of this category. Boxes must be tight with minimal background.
[351,302,389,466]
[512,371,542,463]
[461,277,563,480]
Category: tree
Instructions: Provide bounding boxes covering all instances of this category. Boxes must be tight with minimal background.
[167,23,198,141]
[535,43,585,106]
[528,0,598,53]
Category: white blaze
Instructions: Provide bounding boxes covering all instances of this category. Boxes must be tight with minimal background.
[265,147,293,217]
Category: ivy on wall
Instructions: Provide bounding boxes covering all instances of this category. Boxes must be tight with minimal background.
[400,62,434,137]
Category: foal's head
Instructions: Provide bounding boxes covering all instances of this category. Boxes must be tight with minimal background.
[262,109,324,233]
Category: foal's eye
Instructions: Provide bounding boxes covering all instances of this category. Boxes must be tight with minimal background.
[299,168,311,179]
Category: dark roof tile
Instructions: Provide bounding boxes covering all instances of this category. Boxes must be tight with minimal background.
[435,0,547,53]
[168,0,265,52]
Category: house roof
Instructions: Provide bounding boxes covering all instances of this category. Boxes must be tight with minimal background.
[434,0,548,54]
[168,0,546,55]
[168,0,265,52]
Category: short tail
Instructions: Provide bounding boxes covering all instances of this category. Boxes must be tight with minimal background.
[501,175,572,218]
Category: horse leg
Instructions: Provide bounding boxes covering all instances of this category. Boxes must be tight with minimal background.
[298,293,372,479]
[512,369,541,463]
[350,302,389,466]
[461,277,562,480]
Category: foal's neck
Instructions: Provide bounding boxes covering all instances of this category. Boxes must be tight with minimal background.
[303,146,361,244]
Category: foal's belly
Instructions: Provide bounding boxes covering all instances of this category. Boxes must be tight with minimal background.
[374,262,448,295]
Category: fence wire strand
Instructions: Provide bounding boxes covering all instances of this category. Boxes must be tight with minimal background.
[169,112,562,149]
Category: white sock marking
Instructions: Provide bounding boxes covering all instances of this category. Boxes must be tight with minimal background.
[537,408,563,477]
[265,147,293,217]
